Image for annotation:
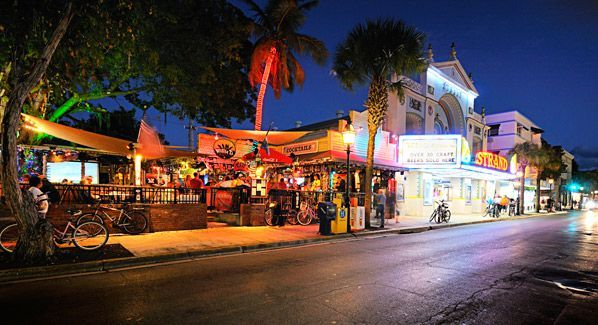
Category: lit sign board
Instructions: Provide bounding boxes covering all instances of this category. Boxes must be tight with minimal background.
[398,135,462,168]
[281,141,318,155]
[474,152,508,171]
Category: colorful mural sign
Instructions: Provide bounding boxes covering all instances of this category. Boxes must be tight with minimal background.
[474,151,508,171]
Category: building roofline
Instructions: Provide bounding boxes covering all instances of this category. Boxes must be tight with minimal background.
[485,109,542,130]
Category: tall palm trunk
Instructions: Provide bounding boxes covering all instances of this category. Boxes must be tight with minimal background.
[364,131,376,228]
[535,171,542,213]
[0,3,73,263]
[254,47,277,131]
[519,168,526,215]
[363,76,388,228]
[555,177,561,208]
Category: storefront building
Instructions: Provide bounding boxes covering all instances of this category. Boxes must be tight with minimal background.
[485,111,544,212]
[379,45,518,217]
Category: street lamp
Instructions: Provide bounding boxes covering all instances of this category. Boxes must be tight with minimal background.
[342,118,356,233]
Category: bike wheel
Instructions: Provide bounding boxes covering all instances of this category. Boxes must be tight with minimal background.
[0,223,18,253]
[429,210,437,223]
[76,213,105,236]
[76,213,103,226]
[121,211,148,234]
[264,209,274,226]
[297,210,312,226]
[72,221,109,251]
[443,210,451,223]
[287,210,298,225]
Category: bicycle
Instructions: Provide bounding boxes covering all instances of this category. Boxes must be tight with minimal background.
[430,200,451,223]
[76,199,148,234]
[296,198,320,226]
[0,210,109,253]
[483,203,501,218]
[264,200,298,226]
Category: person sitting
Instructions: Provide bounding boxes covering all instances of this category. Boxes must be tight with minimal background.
[28,175,49,219]
[278,178,287,190]
[39,175,60,204]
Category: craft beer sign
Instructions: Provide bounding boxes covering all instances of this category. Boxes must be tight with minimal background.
[281,141,318,155]
[398,135,462,168]
[474,151,508,171]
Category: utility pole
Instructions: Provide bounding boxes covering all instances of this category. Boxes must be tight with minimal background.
[184,118,198,151]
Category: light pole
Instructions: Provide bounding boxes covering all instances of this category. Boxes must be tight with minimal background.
[516,170,524,215]
[342,118,356,233]
[548,178,554,210]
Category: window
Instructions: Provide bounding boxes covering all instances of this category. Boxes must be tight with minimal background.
[427,85,435,95]
[474,126,482,135]
[517,123,530,136]
[472,137,483,154]
[488,124,500,136]
[409,97,422,111]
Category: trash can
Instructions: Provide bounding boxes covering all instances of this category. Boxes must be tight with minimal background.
[318,202,337,235]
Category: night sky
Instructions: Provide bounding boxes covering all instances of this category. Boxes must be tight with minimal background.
[139,0,598,169]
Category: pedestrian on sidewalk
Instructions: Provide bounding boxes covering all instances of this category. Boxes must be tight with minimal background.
[375,189,386,228]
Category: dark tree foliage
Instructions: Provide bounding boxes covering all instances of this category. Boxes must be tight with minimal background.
[142,0,256,127]
[74,107,169,145]
[1,0,256,141]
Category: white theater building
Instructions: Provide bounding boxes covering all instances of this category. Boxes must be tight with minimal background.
[385,44,518,217]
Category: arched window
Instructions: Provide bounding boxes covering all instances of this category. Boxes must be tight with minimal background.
[472,136,483,154]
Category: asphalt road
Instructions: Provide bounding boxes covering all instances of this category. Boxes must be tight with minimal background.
[1,211,597,324]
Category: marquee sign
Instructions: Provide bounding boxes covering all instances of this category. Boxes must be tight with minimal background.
[474,151,508,171]
[281,141,318,155]
[398,135,462,168]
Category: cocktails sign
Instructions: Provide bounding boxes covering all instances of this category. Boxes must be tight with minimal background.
[474,151,508,171]
[281,141,318,155]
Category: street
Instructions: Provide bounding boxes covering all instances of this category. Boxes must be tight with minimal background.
[1,211,596,324]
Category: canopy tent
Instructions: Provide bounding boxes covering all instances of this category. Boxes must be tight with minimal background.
[201,127,309,146]
[21,114,196,159]
[243,148,293,164]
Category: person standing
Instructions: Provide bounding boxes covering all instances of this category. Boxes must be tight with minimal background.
[310,174,321,191]
[375,189,386,228]
[500,195,509,214]
[189,172,204,189]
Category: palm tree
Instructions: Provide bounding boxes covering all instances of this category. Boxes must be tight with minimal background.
[510,142,562,213]
[539,140,567,209]
[242,0,328,130]
[333,19,426,228]
[510,142,539,214]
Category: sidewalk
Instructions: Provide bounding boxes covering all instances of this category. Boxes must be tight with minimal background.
[0,210,568,282]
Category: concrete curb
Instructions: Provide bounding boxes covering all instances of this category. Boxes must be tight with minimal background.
[0,210,569,283]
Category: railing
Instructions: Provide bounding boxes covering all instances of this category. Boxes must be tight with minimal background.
[54,184,207,205]
[264,190,368,210]
[207,187,250,212]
